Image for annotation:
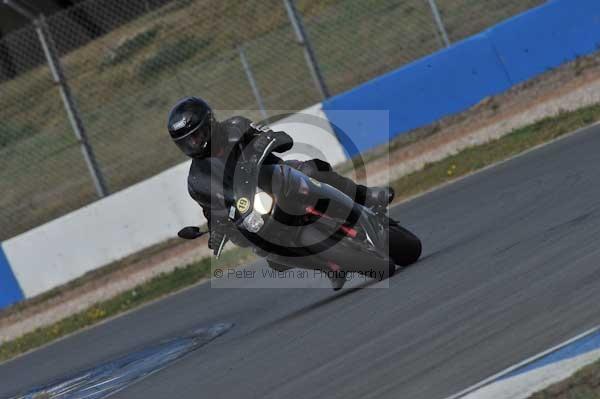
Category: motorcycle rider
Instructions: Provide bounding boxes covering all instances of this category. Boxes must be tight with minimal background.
[167,96,394,289]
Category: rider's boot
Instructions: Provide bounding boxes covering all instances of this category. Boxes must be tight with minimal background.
[266,260,293,272]
[329,275,347,291]
[286,159,394,211]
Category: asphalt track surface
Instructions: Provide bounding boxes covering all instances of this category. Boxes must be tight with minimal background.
[2,125,600,399]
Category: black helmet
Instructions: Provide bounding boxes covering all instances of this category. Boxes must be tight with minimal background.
[167,96,214,158]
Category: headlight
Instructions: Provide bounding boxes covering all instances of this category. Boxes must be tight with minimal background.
[243,211,264,233]
[254,190,274,215]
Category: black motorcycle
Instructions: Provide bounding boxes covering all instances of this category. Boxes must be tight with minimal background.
[178,135,422,286]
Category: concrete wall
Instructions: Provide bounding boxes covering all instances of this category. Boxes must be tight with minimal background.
[272,103,348,164]
[3,161,197,298]
[0,105,345,304]
[322,0,600,156]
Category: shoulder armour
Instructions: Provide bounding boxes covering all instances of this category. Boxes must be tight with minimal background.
[221,116,253,143]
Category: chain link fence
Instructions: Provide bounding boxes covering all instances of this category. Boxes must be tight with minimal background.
[0,0,544,240]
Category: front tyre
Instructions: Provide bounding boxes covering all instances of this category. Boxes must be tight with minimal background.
[388,224,422,267]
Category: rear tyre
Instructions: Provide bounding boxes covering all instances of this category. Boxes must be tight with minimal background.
[388,260,397,278]
[388,224,422,267]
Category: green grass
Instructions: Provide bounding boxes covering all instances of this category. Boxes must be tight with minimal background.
[528,358,600,398]
[390,104,600,202]
[137,36,213,81]
[100,27,160,68]
[0,247,255,363]
[0,0,544,241]
[0,122,35,148]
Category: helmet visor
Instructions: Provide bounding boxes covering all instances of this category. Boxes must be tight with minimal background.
[174,122,211,158]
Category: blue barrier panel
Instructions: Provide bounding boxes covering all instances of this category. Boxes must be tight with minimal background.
[322,0,600,156]
[489,0,600,84]
[326,110,390,160]
[322,34,513,156]
[0,243,24,309]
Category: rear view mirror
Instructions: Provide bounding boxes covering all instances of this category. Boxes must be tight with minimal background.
[177,226,205,240]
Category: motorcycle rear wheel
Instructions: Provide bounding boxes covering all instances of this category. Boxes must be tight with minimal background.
[388,224,422,267]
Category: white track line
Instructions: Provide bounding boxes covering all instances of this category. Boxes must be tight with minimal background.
[444,325,600,399]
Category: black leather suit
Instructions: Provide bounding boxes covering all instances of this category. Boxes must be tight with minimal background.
[186,116,369,249]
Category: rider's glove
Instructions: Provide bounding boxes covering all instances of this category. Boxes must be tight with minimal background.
[208,228,227,256]
[207,218,229,256]
[251,123,293,154]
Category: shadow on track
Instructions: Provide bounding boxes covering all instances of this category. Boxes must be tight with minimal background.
[244,278,382,337]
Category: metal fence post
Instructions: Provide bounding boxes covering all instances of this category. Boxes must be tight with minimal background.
[4,0,108,198]
[35,16,109,197]
[238,45,268,120]
[427,0,451,48]
[283,0,330,100]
